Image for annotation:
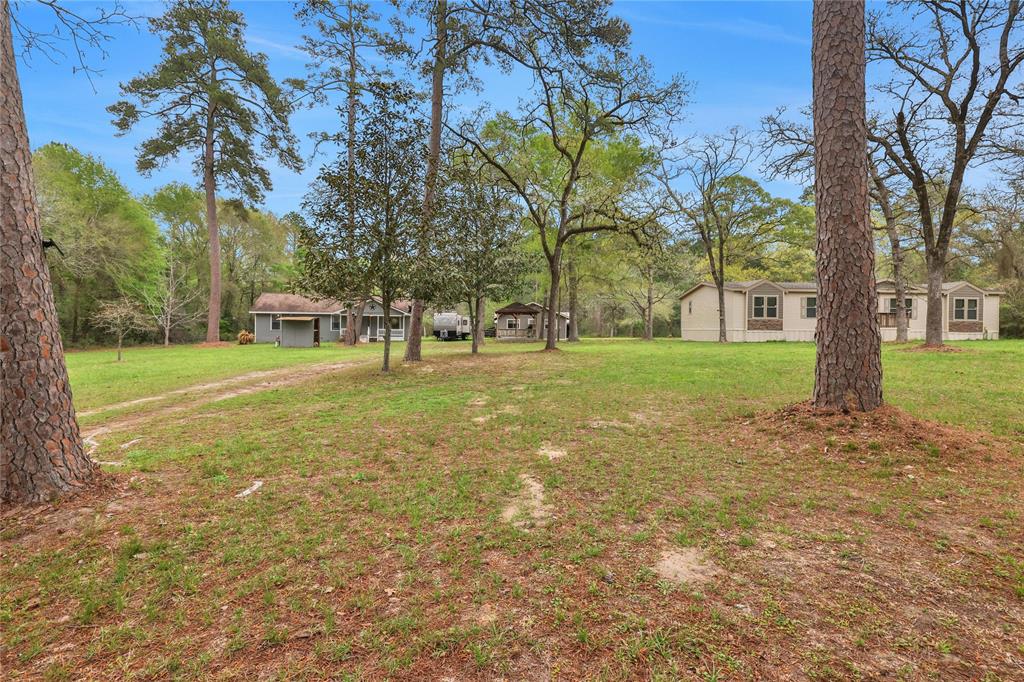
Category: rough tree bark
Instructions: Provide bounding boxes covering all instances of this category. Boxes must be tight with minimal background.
[471,294,485,354]
[203,62,221,343]
[345,307,356,345]
[811,0,882,411]
[405,0,447,363]
[0,3,96,504]
[353,300,366,344]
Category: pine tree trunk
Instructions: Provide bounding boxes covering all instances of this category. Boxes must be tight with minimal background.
[924,257,944,346]
[811,0,882,412]
[1,3,95,504]
[203,74,221,344]
[406,0,447,363]
[354,300,366,344]
[344,5,358,349]
[643,264,651,339]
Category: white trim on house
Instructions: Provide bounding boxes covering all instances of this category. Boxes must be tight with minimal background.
[751,294,779,319]
[953,297,979,321]
[680,280,1002,342]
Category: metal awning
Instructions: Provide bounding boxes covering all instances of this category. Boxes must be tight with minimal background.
[278,316,316,321]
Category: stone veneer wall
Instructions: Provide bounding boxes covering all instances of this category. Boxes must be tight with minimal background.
[948,320,982,334]
[747,318,783,331]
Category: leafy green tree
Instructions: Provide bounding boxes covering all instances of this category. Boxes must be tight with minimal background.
[455,63,683,351]
[219,202,301,329]
[399,0,633,361]
[434,158,530,353]
[299,83,425,372]
[108,0,302,343]
[290,0,408,344]
[34,143,163,343]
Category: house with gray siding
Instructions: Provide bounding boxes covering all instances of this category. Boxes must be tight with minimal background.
[679,279,1002,342]
[249,293,412,346]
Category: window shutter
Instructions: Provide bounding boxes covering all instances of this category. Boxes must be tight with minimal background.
[800,298,806,318]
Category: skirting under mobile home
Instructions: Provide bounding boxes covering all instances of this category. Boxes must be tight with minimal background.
[678,280,1002,342]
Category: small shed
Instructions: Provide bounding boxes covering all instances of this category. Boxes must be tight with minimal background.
[278,316,318,347]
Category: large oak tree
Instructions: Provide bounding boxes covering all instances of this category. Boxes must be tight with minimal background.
[867,0,1023,346]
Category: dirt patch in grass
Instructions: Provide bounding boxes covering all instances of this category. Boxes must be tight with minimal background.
[79,359,368,455]
[501,473,553,530]
[717,401,1024,679]
[537,445,566,461]
[653,548,721,586]
[753,401,1007,462]
[898,344,970,353]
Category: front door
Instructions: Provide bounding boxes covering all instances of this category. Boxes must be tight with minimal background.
[368,316,377,340]
[313,318,320,346]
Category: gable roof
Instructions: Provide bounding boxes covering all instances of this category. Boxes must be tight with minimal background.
[494,301,569,319]
[250,293,345,314]
[495,302,541,314]
[249,293,415,315]
[681,279,1004,300]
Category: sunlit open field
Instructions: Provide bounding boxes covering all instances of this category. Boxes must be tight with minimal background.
[4,339,1023,679]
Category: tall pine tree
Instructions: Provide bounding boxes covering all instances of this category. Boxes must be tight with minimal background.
[109,0,301,343]
[811,0,882,411]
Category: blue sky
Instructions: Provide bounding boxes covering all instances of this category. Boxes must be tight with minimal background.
[16,0,820,216]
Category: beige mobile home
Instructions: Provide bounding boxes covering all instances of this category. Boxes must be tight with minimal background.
[679,279,1002,342]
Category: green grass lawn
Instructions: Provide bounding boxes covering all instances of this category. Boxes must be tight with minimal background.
[4,339,1023,680]
[65,342,384,412]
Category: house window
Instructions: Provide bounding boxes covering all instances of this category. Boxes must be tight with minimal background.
[331,314,345,331]
[888,298,913,317]
[752,295,778,319]
[804,297,817,318]
[954,298,978,320]
[390,316,402,328]
[507,318,518,330]
[688,301,693,315]
[271,315,281,330]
